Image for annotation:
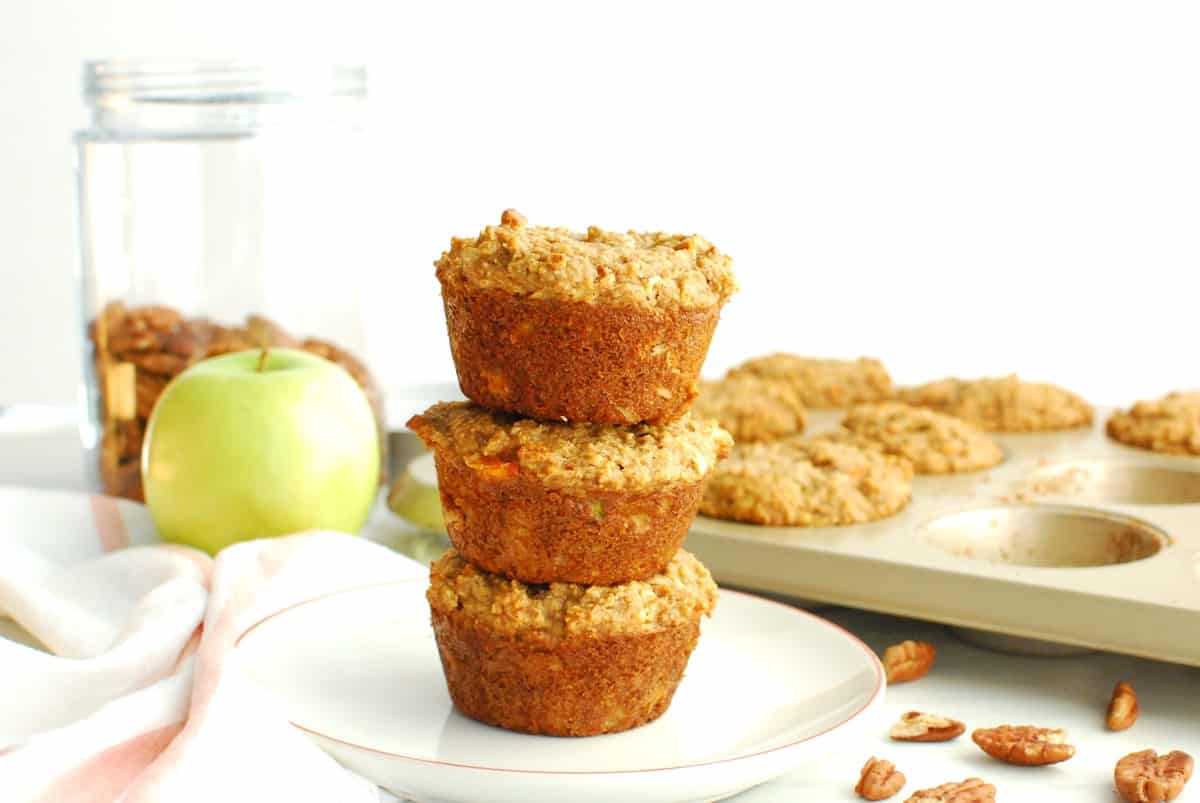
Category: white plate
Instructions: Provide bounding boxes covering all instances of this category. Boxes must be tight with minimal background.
[238,581,885,803]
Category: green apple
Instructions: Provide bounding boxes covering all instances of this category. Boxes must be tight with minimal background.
[142,348,380,554]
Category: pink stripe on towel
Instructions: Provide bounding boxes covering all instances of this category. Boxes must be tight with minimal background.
[33,723,183,803]
[88,495,129,553]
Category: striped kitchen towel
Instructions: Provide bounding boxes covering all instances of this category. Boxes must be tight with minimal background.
[0,514,424,803]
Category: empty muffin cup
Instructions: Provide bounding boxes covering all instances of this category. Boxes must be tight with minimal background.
[920,504,1167,568]
[1026,459,1200,506]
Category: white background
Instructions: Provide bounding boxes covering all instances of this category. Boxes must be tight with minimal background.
[2,1,1198,407]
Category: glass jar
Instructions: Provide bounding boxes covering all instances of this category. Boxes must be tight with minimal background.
[75,61,384,501]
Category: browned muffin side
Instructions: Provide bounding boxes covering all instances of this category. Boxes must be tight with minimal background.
[408,402,732,585]
[428,548,717,736]
[436,210,737,424]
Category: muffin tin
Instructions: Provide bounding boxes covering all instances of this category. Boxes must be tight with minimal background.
[686,409,1200,667]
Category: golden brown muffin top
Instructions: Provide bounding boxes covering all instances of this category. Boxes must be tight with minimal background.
[408,402,732,493]
[434,209,737,310]
[727,354,894,408]
[898,374,1093,432]
[700,437,913,527]
[1107,390,1200,455]
[819,402,1005,474]
[691,375,808,443]
[427,548,718,638]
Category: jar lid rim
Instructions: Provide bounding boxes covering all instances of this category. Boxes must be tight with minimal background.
[84,60,367,103]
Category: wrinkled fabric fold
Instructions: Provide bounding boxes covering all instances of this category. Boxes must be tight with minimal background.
[0,527,425,803]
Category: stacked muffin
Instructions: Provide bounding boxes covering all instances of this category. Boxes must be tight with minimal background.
[411,210,736,736]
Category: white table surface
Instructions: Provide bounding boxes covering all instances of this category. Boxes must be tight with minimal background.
[3,405,1198,803]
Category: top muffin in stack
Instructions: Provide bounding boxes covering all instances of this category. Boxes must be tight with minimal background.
[412,210,736,737]
[435,208,737,424]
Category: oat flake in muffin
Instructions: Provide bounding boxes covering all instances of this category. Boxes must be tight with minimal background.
[692,375,808,443]
[700,437,913,527]
[727,354,894,409]
[1107,390,1200,455]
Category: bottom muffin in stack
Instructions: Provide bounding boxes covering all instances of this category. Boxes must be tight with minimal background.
[427,548,718,737]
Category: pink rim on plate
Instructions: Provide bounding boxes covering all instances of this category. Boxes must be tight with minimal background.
[238,580,886,777]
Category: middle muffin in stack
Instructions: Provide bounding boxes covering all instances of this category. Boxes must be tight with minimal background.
[411,209,736,737]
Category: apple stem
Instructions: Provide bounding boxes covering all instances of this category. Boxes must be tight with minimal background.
[257,348,270,373]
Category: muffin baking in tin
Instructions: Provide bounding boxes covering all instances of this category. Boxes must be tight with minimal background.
[821,402,1005,475]
[727,354,894,409]
[427,548,718,736]
[409,402,732,586]
[899,374,1093,432]
[700,436,913,527]
[435,209,737,425]
[691,374,808,443]
[1107,390,1200,455]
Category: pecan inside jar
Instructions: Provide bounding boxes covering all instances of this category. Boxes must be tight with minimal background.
[90,303,384,501]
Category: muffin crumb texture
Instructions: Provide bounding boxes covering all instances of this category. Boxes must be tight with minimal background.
[427,548,718,639]
[435,209,737,310]
[408,402,732,493]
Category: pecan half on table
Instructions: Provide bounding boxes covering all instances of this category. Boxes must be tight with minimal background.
[1114,749,1193,803]
[904,777,995,802]
[1107,681,1140,731]
[971,724,1075,765]
[856,756,906,800]
[890,711,966,742]
[883,640,936,684]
